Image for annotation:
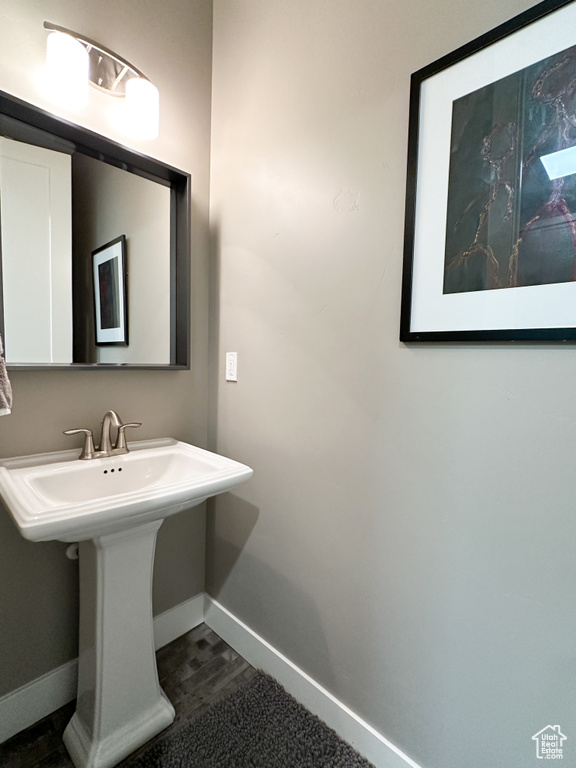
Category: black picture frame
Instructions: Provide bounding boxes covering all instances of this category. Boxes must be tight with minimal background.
[92,235,128,346]
[400,0,576,342]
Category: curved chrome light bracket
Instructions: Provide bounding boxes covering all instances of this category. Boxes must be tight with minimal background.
[44,21,150,97]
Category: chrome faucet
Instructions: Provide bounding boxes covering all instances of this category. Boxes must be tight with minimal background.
[64,410,142,460]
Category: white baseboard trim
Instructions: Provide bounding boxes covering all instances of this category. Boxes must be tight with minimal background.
[153,592,205,651]
[204,596,422,768]
[0,657,78,747]
[0,593,205,745]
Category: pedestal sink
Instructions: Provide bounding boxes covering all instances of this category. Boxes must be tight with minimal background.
[0,438,253,768]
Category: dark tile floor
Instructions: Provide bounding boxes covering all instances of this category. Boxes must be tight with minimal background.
[0,624,256,768]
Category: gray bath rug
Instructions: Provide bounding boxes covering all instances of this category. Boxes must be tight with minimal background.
[128,671,375,767]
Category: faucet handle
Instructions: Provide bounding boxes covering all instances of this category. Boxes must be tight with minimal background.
[64,428,96,460]
[114,422,142,452]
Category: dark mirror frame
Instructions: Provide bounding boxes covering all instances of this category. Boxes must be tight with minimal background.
[0,89,190,369]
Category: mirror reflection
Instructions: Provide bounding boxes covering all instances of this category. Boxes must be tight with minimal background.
[0,91,190,369]
[72,155,170,364]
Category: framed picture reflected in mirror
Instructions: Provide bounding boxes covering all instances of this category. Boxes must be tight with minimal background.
[92,235,128,346]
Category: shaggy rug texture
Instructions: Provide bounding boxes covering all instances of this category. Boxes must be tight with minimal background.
[129,671,375,767]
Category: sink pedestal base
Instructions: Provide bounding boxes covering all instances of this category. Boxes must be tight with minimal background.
[63,520,175,768]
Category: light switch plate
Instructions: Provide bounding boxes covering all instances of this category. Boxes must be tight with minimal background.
[226,352,238,381]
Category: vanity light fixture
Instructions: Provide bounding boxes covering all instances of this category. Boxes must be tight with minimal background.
[43,21,159,139]
[44,27,89,109]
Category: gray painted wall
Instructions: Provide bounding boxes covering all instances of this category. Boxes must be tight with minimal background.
[0,0,212,697]
[207,2,576,768]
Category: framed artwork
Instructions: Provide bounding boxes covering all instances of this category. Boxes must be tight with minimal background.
[92,235,128,346]
[400,0,576,341]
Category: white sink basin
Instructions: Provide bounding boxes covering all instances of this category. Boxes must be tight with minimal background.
[0,437,253,542]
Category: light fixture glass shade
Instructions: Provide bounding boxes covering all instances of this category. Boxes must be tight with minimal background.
[124,78,159,140]
[45,31,89,109]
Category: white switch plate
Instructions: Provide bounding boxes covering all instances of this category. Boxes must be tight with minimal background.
[226,352,238,381]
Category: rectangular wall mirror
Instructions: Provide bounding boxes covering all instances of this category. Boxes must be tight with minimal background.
[0,90,190,369]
